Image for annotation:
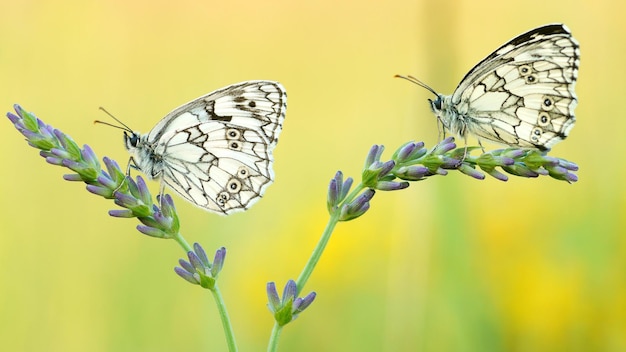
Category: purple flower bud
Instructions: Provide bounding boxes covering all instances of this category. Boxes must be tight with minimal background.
[267,280,316,326]
[293,292,316,314]
[174,246,225,288]
[502,165,539,178]
[282,280,297,304]
[103,157,126,182]
[136,225,168,238]
[458,164,485,180]
[188,251,205,272]
[501,148,526,159]
[86,184,114,197]
[432,137,457,154]
[378,160,396,178]
[396,142,417,161]
[326,178,340,213]
[339,189,375,221]
[6,111,19,124]
[364,145,384,167]
[108,209,135,218]
[175,267,200,285]
[45,156,64,166]
[485,169,509,182]
[95,173,118,190]
[558,159,579,171]
[396,165,430,181]
[64,174,84,182]
[211,247,226,277]
[80,145,101,171]
[50,148,73,160]
[178,258,196,274]
[376,181,409,191]
[267,282,281,312]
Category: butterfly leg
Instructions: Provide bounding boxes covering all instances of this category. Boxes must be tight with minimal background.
[111,156,138,194]
[462,135,469,162]
[437,118,447,142]
[477,139,486,153]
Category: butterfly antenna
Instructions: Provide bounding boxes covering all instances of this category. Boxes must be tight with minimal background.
[394,74,439,97]
[94,107,133,132]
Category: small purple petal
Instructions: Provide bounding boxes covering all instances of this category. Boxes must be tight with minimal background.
[293,292,316,314]
[178,258,195,273]
[188,251,205,272]
[485,169,509,182]
[175,267,200,284]
[136,225,167,238]
[45,156,64,166]
[458,164,485,180]
[282,280,297,304]
[108,209,135,218]
[193,243,210,267]
[86,184,113,197]
[376,181,410,191]
[327,178,339,210]
[396,142,417,161]
[340,177,354,199]
[267,282,281,311]
[211,247,226,277]
[7,111,19,124]
[64,174,84,182]
[378,160,396,177]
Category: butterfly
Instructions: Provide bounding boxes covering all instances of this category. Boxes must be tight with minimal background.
[397,23,579,152]
[100,81,287,215]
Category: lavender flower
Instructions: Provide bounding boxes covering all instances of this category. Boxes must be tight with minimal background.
[327,171,354,213]
[326,137,579,223]
[339,189,375,221]
[6,104,181,238]
[267,280,316,326]
[175,244,226,289]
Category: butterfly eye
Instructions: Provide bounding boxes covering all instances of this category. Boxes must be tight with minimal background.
[430,98,443,111]
[538,112,551,127]
[229,141,242,151]
[226,178,242,193]
[518,65,532,76]
[237,166,250,179]
[124,132,140,148]
[524,74,538,84]
[217,192,230,205]
[530,127,543,142]
[226,128,241,140]
[541,97,555,111]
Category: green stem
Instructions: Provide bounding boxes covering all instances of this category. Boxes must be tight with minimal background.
[212,285,238,352]
[172,232,235,351]
[267,323,283,352]
[172,232,193,252]
[294,211,339,293]
[267,182,365,351]
[295,183,365,293]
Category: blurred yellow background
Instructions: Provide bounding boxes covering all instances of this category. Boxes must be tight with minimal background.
[1,0,624,351]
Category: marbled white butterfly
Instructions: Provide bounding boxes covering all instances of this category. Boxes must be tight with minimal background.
[101,81,286,215]
[398,24,579,151]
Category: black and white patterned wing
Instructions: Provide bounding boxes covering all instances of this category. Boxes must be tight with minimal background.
[143,81,286,214]
[451,24,579,150]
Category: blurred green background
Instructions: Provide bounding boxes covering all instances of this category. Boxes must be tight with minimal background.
[1,0,624,351]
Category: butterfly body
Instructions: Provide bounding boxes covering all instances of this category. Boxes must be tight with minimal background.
[124,81,287,215]
[403,24,579,151]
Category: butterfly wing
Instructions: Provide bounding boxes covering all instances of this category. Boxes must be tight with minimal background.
[451,24,579,150]
[146,81,287,214]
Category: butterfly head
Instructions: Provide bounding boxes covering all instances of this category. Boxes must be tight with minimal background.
[428,95,444,116]
[123,131,142,151]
